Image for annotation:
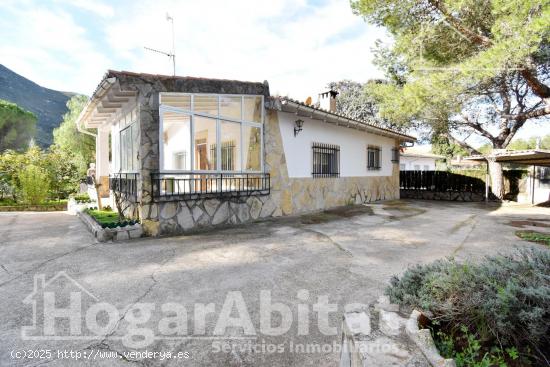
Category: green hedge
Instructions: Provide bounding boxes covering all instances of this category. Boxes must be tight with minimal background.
[85,208,138,228]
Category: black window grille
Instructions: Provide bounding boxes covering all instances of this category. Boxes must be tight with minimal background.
[312,143,340,178]
[210,140,236,171]
[391,147,400,163]
[109,173,139,202]
[367,145,381,170]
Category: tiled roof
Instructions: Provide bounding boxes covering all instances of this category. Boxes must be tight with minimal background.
[466,150,550,166]
[269,96,416,142]
[105,70,266,86]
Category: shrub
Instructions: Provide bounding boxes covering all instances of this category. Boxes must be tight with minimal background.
[18,165,50,205]
[71,192,92,203]
[386,248,550,365]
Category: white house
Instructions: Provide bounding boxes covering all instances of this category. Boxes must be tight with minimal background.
[75,71,415,236]
[400,147,444,171]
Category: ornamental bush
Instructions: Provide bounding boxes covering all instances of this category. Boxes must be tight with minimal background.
[18,165,50,204]
[386,247,550,365]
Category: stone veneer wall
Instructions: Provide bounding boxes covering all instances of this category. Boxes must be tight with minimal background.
[113,74,399,236]
[113,74,270,236]
[150,109,399,236]
[264,110,401,217]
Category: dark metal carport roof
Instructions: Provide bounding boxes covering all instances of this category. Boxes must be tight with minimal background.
[466,150,550,205]
[465,150,550,167]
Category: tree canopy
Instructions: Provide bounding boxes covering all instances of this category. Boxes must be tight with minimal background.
[353,0,549,197]
[479,133,550,154]
[0,145,81,201]
[353,0,549,150]
[0,99,36,152]
[327,79,406,131]
[53,95,95,176]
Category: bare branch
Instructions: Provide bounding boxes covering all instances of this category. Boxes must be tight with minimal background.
[501,105,550,120]
[441,132,482,155]
[458,113,496,142]
[427,0,492,47]
[521,57,550,101]
[502,118,527,147]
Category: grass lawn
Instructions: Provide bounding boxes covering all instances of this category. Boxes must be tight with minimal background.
[516,230,550,246]
[86,208,138,228]
[86,209,122,226]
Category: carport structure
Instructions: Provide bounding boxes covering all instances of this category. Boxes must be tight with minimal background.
[466,150,550,204]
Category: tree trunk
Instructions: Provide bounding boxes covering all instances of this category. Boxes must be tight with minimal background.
[91,175,103,210]
[488,160,505,199]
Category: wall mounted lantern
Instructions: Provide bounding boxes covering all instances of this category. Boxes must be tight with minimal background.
[294,119,304,137]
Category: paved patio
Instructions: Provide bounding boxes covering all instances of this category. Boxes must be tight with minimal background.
[0,200,547,366]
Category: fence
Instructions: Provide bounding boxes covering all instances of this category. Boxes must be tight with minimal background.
[109,173,139,202]
[400,170,486,192]
[400,170,487,201]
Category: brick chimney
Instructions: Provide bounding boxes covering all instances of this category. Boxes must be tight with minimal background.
[318,89,338,113]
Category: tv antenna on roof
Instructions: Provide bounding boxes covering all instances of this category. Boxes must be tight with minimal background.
[144,13,176,76]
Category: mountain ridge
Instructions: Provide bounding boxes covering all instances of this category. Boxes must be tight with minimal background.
[0,64,79,147]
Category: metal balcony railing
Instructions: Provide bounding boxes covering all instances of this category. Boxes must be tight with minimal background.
[109,173,139,201]
[151,172,270,202]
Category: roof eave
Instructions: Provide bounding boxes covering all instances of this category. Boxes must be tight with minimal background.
[75,74,137,130]
[269,97,416,142]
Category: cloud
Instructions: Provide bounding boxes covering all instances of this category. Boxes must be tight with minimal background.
[61,0,115,18]
[0,2,110,94]
[1,0,388,100]
[101,0,390,100]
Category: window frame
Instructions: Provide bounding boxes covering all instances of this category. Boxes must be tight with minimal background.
[159,93,264,174]
[367,145,381,171]
[119,121,139,173]
[311,142,340,178]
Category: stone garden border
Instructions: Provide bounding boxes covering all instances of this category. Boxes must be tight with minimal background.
[340,296,456,367]
[77,209,143,242]
[406,310,456,367]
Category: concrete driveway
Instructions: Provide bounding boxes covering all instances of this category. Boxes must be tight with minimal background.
[0,200,548,366]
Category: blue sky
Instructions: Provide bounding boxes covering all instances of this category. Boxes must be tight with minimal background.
[1,0,547,146]
[0,0,388,98]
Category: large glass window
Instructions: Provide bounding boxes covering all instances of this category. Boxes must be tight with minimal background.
[162,112,191,170]
[161,93,191,110]
[219,120,241,171]
[243,96,262,123]
[243,125,261,171]
[194,95,218,115]
[120,122,138,172]
[159,93,263,173]
[194,116,217,170]
[220,96,241,120]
